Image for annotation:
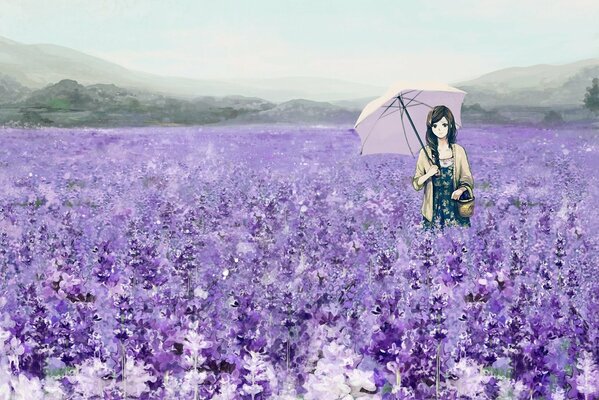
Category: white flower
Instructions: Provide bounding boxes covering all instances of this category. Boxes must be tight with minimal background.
[181,369,208,393]
[575,351,599,396]
[313,359,345,380]
[193,287,208,299]
[183,354,207,369]
[6,337,24,370]
[184,331,211,356]
[0,329,10,349]
[271,393,299,400]
[42,377,65,400]
[496,270,507,283]
[347,368,376,395]
[122,358,157,398]
[303,341,378,399]
[497,377,526,399]
[551,387,566,400]
[322,342,357,367]
[236,241,255,254]
[162,372,182,398]
[243,351,269,382]
[0,382,10,400]
[70,357,112,398]
[392,384,412,396]
[502,183,518,197]
[448,358,490,398]
[303,370,351,400]
[242,383,264,396]
[241,351,279,396]
[213,376,238,400]
[0,364,11,393]
[12,374,44,400]
[271,377,298,400]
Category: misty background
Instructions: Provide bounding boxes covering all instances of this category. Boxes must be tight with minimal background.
[0,0,598,127]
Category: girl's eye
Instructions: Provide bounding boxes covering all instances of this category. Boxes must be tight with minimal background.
[432,124,437,128]
[443,123,448,127]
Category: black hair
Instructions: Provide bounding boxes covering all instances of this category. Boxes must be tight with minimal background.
[425,105,458,168]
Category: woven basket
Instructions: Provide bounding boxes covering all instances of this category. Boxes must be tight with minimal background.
[456,186,475,218]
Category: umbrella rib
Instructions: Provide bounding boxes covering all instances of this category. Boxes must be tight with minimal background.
[377,92,437,121]
[358,88,464,155]
[399,106,416,157]
[360,97,400,153]
[402,90,452,110]
[400,96,463,128]
[402,90,423,107]
[378,97,401,119]
[402,96,462,128]
[402,96,435,109]
[377,107,402,119]
[398,93,433,164]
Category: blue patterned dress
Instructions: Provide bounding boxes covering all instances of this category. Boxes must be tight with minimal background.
[422,156,471,231]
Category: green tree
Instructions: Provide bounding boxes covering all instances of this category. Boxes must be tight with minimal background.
[583,77,599,115]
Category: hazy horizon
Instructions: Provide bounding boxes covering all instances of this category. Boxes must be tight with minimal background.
[1,0,598,87]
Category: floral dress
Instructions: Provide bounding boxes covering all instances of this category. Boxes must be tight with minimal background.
[422,156,471,231]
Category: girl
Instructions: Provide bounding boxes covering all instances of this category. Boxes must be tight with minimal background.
[412,105,474,230]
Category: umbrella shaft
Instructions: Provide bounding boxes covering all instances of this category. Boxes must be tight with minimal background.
[398,95,434,165]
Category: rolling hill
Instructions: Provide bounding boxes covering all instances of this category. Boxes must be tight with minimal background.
[0,35,383,102]
[454,59,599,107]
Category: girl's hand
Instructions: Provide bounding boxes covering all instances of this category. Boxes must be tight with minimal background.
[451,187,466,200]
[427,165,439,177]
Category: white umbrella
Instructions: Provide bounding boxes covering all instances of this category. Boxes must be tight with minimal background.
[354,81,467,159]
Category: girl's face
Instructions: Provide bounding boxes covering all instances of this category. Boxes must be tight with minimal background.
[431,116,449,139]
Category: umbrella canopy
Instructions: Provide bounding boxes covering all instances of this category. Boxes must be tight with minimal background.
[354,81,467,157]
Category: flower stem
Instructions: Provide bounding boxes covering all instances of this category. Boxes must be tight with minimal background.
[193,355,198,400]
[122,342,127,399]
[436,343,441,400]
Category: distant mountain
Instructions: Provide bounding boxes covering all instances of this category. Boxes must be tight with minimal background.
[0,35,383,102]
[330,97,376,111]
[2,79,278,127]
[0,78,357,126]
[454,59,599,107]
[226,99,358,124]
[22,79,273,112]
[0,74,31,104]
[2,33,598,125]
[228,77,384,104]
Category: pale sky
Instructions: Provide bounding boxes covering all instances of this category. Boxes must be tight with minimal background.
[1,0,598,87]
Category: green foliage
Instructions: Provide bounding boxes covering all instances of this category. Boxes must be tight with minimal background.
[464,103,485,112]
[34,197,46,208]
[381,382,393,394]
[47,98,71,110]
[66,179,86,189]
[542,110,564,125]
[483,366,513,379]
[20,110,53,125]
[45,366,76,377]
[1,78,280,127]
[462,103,510,124]
[583,77,599,115]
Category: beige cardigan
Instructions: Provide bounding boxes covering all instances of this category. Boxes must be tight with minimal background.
[412,143,474,222]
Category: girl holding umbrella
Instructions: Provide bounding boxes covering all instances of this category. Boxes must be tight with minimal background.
[412,105,474,230]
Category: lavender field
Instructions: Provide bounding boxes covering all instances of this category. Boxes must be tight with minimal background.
[0,123,598,399]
